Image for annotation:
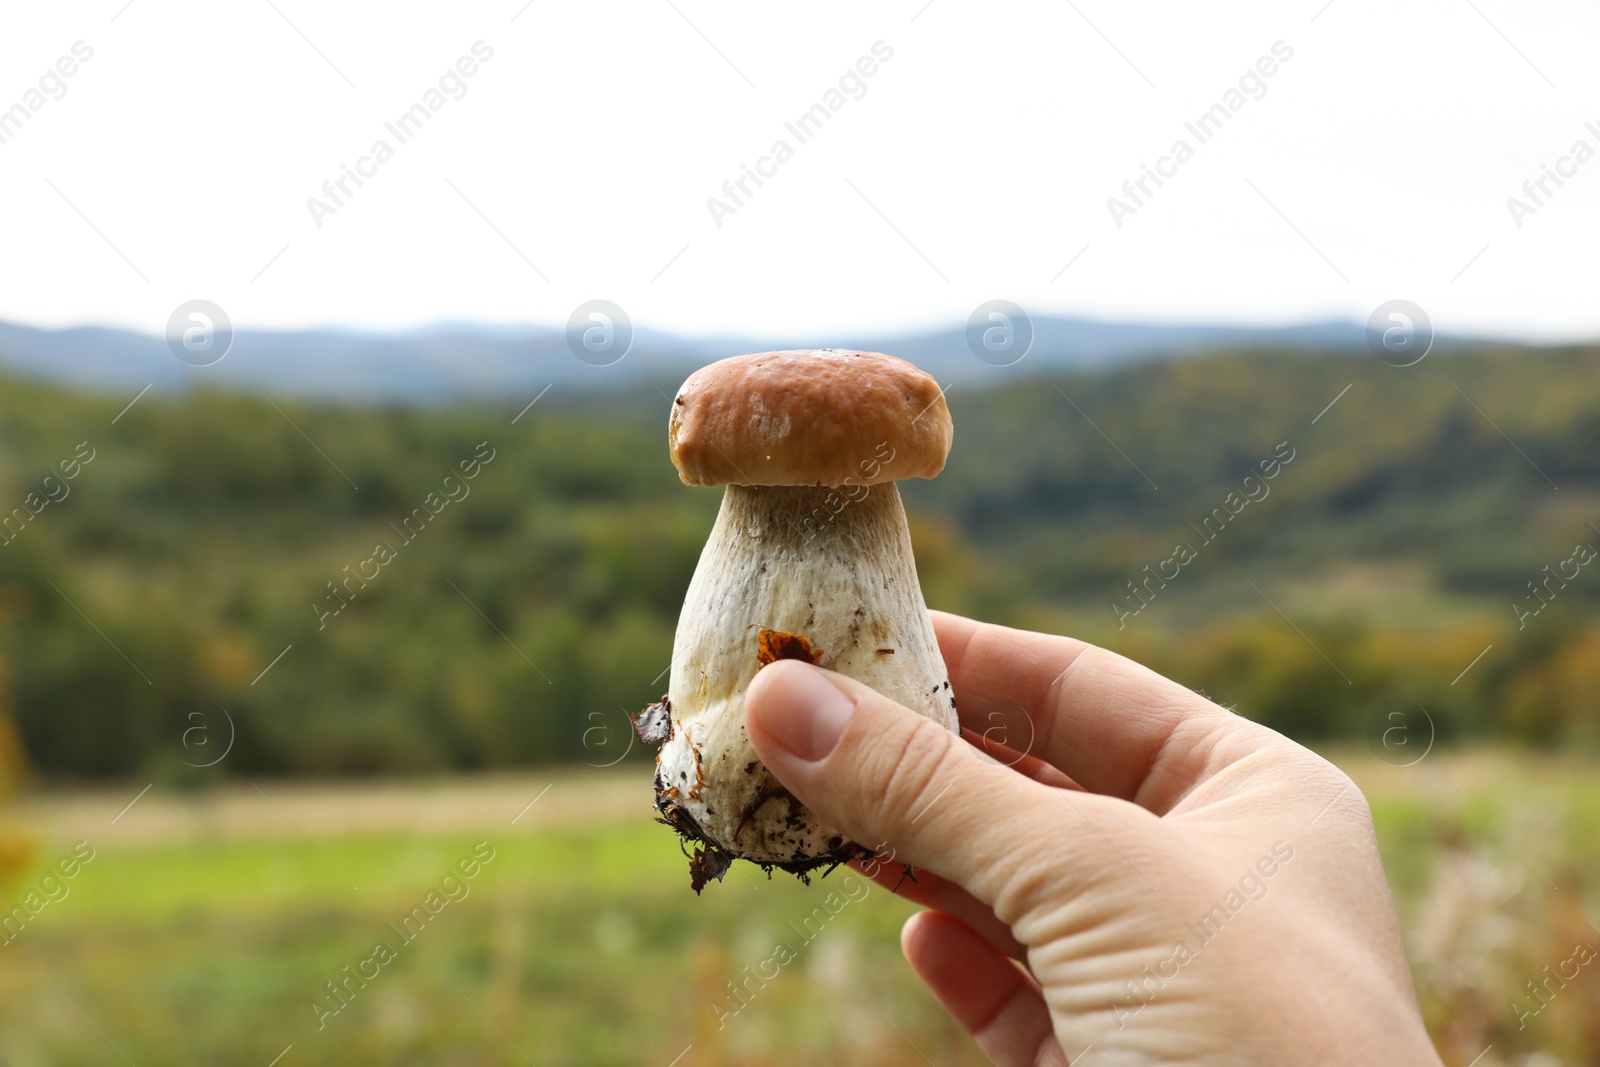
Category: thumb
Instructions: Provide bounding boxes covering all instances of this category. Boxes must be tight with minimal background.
[744,659,1135,910]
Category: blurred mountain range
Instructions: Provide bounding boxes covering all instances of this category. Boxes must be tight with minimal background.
[0,315,1440,402]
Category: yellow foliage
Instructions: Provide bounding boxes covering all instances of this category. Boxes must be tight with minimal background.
[1504,631,1600,741]
[0,655,35,889]
[198,633,259,689]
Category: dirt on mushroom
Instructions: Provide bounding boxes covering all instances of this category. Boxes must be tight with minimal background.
[755,629,823,667]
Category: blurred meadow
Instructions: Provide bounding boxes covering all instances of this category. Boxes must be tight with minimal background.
[3,342,1600,1063]
[1,753,1597,1066]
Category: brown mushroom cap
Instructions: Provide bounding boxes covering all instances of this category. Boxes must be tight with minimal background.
[668,350,953,487]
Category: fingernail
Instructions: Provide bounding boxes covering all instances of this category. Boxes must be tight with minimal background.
[752,662,855,762]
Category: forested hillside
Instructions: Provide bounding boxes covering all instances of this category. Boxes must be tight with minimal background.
[1,344,1597,780]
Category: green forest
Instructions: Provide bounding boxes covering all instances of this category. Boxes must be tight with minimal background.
[2,344,1598,782]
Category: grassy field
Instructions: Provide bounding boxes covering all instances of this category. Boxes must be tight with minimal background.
[1,750,1597,1066]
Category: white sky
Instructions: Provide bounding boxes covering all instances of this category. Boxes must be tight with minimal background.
[0,0,1596,342]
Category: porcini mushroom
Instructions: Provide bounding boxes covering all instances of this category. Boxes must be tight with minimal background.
[631,349,958,892]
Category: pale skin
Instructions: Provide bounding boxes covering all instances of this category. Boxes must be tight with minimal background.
[743,610,1445,1067]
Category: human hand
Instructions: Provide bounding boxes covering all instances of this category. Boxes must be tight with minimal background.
[742,610,1444,1066]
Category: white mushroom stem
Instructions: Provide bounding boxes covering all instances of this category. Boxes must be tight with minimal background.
[655,481,957,870]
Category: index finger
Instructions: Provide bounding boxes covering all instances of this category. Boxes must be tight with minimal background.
[932,610,1238,807]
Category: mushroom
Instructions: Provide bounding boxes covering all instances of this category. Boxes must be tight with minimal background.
[632,349,958,892]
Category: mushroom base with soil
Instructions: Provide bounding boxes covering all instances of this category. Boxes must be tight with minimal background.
[635,482,958,891]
